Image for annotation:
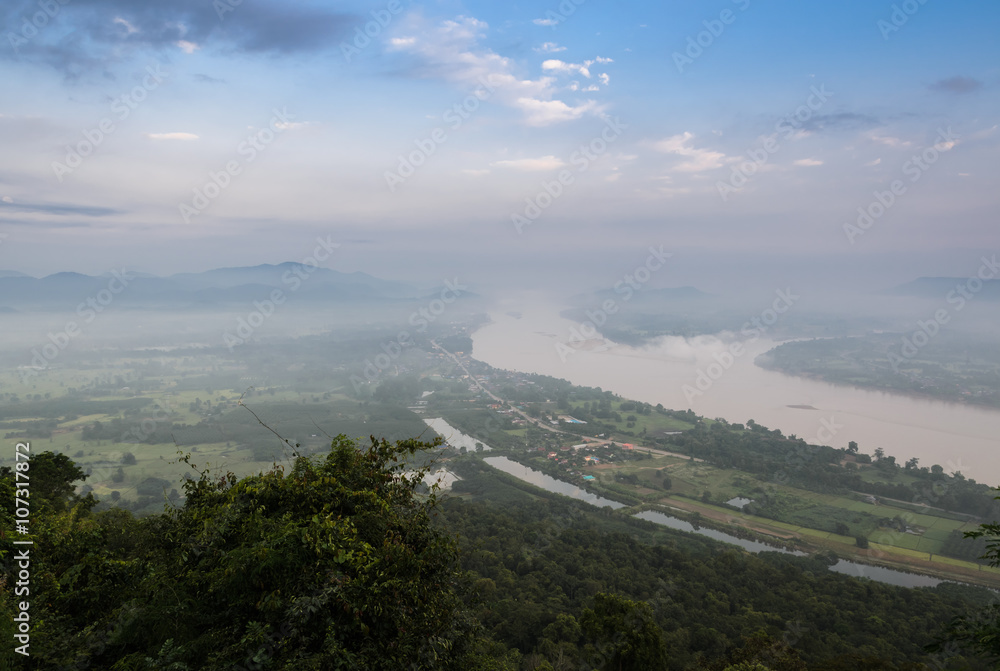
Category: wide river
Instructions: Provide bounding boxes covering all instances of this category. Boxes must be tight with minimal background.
[471,300,1000,486]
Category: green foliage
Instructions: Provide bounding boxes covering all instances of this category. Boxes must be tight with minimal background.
[934,487,1000,662]
[135,477,172,497]
[8,435,496,669]
[1,450,90,513]
[437,496,994,670]
[6,429,999,671]
[581,593,669,670]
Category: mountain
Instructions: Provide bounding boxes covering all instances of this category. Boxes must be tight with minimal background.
[168,262,417,298]
[892,277,1000,300]
[0,263,424,309]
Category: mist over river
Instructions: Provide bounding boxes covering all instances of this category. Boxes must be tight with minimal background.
[470,298,1000,486]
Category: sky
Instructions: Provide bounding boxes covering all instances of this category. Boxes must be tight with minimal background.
[1,0,998,295]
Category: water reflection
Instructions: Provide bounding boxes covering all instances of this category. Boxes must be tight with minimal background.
[483,456,626,510]
[634,510,943,588]
[470,421,948,589]
[424,417,493,451]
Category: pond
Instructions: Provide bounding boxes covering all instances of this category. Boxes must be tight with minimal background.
[424,417,493,451]
[482,456,626,510]
[634,510,944,588]
[481,459,946,589]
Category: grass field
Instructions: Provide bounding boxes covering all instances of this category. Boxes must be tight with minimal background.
[581,453,992,561]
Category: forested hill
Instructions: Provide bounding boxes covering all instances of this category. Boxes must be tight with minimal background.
[2,441,999,669]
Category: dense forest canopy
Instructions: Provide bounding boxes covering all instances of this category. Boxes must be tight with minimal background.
[2,440,999,669]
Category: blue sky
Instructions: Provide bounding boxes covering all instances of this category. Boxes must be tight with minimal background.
[1,0,998,292]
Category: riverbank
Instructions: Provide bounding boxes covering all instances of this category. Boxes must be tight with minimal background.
[474,451,1000,590]
[470,305,1000,486]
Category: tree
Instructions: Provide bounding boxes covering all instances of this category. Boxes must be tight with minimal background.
[873,448,884,462]
[22,435,494,669]
[112,466,125,483]
[122,452,137,465]
[580,593,668,670]
[3,451,88,512]
[847,441,859,454]
[936,486,1000,661]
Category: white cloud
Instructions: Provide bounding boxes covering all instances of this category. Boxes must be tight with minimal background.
[598,73,610,85]
[793,158,823,167]
[1,196,12,204]
[462,168,491,176]
[146,132,199,141]
[113,17,139,35]
[390,16,603,126]
[968,124,997,140]
[535,42,566,53]
[515,98,598,126]
[542,59,578,75]
[865,158,882,167]
[533,18,559,26]
[542,57,613,79]
[492,156,567,171]
[176,40,199,54]
[653,133,731,173]
[868,133,912,148]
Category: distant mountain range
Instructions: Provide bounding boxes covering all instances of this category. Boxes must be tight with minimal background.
[891,277,1000,300]
[0,263,431,310]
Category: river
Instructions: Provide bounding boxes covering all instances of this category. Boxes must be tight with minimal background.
[470,300,1000,486]
[480,451,945,588]
[420,420,953,588]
